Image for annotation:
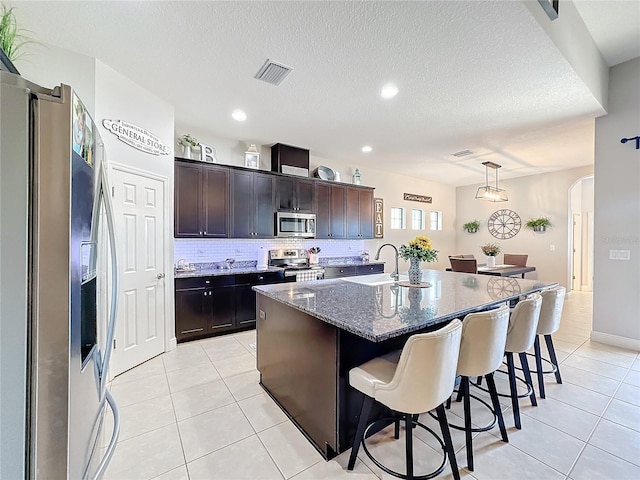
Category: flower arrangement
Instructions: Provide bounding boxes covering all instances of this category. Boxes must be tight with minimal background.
[480,242,501,256]
[399,235,438,263]
[178,134,199,147]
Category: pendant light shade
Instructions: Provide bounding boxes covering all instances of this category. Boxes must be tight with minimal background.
[476,161,508,202]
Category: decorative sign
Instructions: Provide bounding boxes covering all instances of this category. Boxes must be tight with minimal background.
[102,119,171,156]
[404,193,432,204]
[374,198,384,238]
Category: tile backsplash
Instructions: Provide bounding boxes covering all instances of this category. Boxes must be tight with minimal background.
[174,238,366,264]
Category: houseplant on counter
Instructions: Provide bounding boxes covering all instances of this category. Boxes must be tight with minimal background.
[178,133,199,158]
[525,216,552,232]
[480,242,501,268]
[399,235,438,285]
[463,220,480,233]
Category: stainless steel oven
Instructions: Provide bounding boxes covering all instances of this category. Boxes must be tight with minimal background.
[275,212,316,238]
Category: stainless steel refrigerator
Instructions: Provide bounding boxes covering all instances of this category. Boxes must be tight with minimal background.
[0,71,120,478]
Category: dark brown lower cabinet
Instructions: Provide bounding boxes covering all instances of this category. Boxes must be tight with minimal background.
[175,272,291,342]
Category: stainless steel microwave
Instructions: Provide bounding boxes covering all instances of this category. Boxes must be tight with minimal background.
[275,212,316,238]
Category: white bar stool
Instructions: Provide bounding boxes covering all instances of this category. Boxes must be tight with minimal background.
[504,293,542,429]
[347,320,463,480]
[451,304,510,471]
[533,286,566,398]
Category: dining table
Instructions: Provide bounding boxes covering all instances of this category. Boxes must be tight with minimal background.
[446,263,536,279]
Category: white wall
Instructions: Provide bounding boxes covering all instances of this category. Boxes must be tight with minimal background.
[456,165,593,287]
[17,42,97,116]
[593,57,640,349]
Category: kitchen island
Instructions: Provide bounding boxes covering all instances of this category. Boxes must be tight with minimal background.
[253,269,556,459]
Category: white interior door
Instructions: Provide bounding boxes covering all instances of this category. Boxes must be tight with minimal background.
[571,213,582,291]
[110,166,166,376]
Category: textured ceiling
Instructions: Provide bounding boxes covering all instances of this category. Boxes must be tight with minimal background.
[10,1,636,186]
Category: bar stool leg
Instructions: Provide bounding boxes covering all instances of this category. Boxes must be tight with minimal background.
[394,418,400,439]
[485,372,508,443]
[405,414,414,480]
[348,395,373,470]
[435,404,461,480]
[506,352,521,429]
[461,376,474,471]
[545,334,563,384]
[533,336,546,398]
[519,352,538,406]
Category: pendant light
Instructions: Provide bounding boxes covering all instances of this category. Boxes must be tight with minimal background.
[475,161,508,202]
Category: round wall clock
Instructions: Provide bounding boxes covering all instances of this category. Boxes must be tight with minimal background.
[487,209,522,239]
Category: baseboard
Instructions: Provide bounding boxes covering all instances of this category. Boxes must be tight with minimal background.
[590,331,640,352]
[168,336,178,352]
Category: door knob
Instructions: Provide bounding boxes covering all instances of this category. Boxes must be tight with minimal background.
[157,273,165,279]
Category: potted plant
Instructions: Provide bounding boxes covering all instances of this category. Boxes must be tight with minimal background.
[178,133,199,158]
[463,220,480,233]
[399,235,438,285]
[525,217,552,232]
[480,242,501,268]
[0,5,29,62]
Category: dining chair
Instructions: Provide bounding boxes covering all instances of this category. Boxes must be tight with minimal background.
[449,254,475,259]
[450,257,478,274]
[347,320,463,480]
[503,254,528,266]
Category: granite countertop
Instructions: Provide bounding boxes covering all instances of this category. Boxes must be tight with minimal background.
[253,269,556,342]
[175,266,284,278]
[174,258,385,278]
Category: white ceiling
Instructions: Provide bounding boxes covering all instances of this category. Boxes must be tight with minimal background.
[10,1,639,186]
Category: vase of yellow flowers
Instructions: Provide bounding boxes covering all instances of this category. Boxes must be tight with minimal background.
[399,235,438,285]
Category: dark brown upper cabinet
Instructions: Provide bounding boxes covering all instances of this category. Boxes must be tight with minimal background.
[276,177,316,212]
[346,187,374,239]
[316,183,346,239]
[230,170,275,238]
[175,162,229,238]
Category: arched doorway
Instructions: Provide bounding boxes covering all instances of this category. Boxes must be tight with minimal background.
[568,175,594,292]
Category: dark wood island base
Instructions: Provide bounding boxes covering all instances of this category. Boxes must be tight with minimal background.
[256,294,421,459]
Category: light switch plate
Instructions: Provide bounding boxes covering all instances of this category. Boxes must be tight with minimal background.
[609,250,631,260]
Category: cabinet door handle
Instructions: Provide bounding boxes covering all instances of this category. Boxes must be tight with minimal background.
[200,231,203,235]
[205,280,210,284]
[258,276,264,280]
[204,231,207,235]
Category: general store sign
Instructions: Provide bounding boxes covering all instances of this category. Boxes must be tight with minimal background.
[102,119,171,156]
[404,193,432,203]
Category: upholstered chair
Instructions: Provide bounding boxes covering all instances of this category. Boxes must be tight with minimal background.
[503,254,528,266]
[449,257,478,274]
[453,304,510,471]
[504,293,542,429]
[347,320,463,480]
[533,286,566,398]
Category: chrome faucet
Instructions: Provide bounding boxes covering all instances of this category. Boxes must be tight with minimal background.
[375,243,399,281]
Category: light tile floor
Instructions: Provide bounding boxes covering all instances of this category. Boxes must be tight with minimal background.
[104,292,640,479]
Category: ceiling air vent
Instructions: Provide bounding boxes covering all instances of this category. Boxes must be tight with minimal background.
[254,59,293,86]
[451,150,474,157]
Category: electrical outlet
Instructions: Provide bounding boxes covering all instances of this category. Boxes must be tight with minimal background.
[549,244,555,251]
[259,310,266,320]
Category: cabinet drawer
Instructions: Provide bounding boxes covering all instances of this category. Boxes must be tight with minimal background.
[323,266,358,278]
[356,264,384,275]
[176,275,234,290]
[235,272,285,286]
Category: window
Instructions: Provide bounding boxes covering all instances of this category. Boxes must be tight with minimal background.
[430,210,442,231]
[411,209,425,230]
[390,207,406,229]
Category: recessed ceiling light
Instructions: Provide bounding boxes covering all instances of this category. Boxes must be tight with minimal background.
[232,109,247,122]
[361,145,373,153]
[380,84,399,99]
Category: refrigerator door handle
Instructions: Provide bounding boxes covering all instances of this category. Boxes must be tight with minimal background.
[98,164,119,395]
[90,390,120,480]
